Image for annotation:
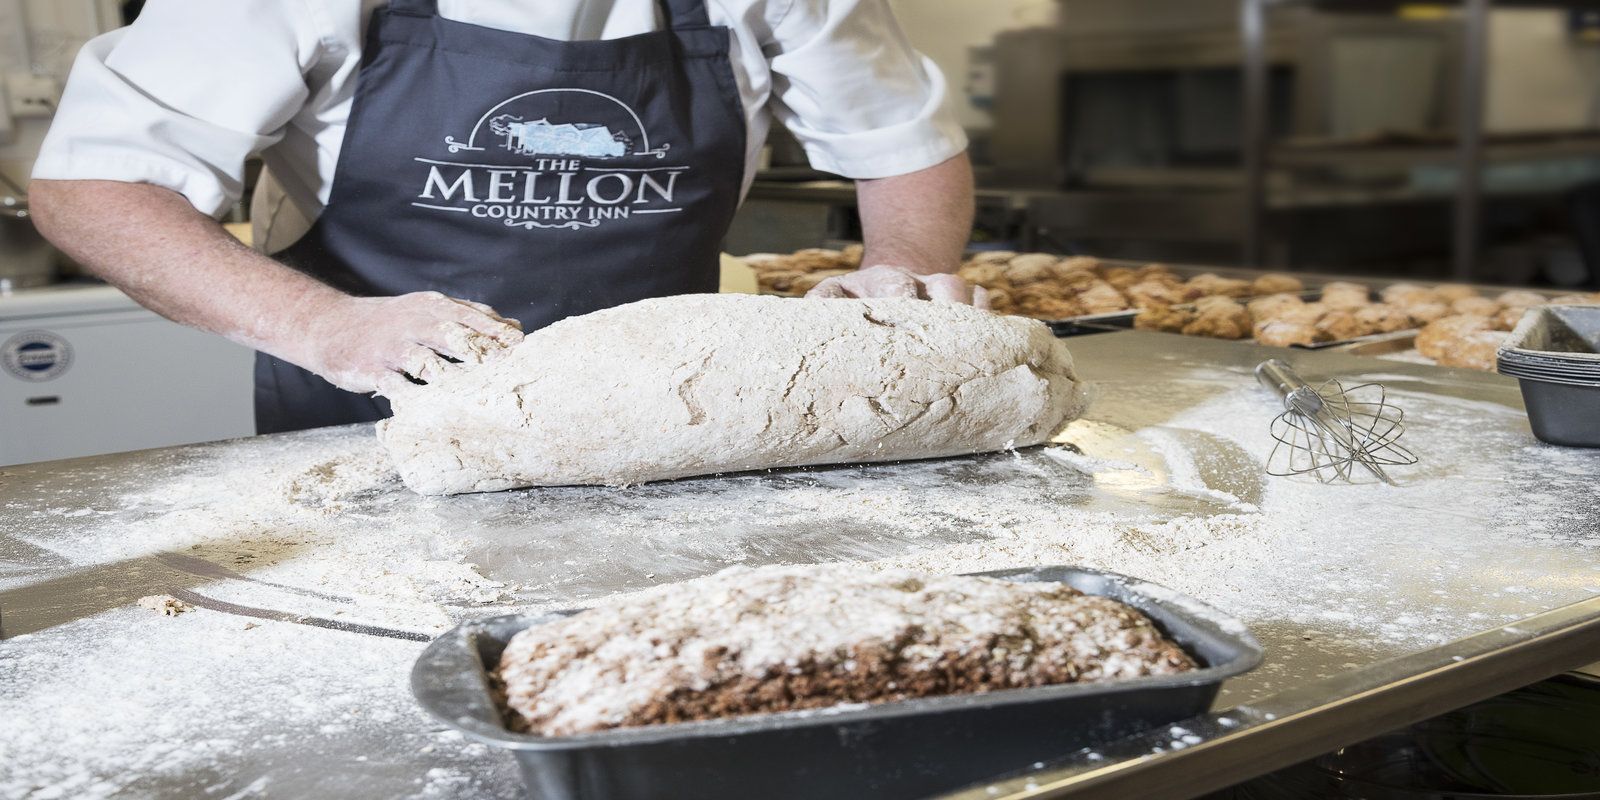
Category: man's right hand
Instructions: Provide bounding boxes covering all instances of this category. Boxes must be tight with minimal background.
[302,291,524,395]
[28,181,526,400]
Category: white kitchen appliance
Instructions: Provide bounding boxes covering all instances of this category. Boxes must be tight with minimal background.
[0,284,255,465]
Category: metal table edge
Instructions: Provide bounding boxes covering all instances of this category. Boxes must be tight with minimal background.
[938,593,1600,800]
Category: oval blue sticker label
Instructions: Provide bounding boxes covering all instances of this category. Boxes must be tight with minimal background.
[3,331,72,382]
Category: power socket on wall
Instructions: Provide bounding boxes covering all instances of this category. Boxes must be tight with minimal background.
[4,73,60,119]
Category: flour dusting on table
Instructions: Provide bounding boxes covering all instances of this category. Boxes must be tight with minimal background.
[3,361,1598,798]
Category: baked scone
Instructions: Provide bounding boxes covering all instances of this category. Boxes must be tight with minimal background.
[1320,283,1371,310]
[1321,281,1370,295]
[1396,299,1451,325]
[1435,329,1511,370]
[1057,270,1104,293]
[1103,267,1140,290]
[496,565,1198,736]
[1416,315,1493,361]
[755,271,801,293]
[1135,264,1181,284]
[1247,293,1305,323]
[1126,279,1184,309]
[958,263,1009,289]
[1494,306,1530,331]
[1007,254,1060,284]
[1186,273,1253,299]
[968,250,1017,266]
[790,249,849,273]
[1076,280,1131,314]
[1315,309,1365,341]
[1254,319,1321,348]
[1252,273,1304,295]
[1434,284,1480,302]
[839,244,865,269]
[1018,294,1082,320]
[789,270,852,294]
[1380,283,1436,304]
[1183,297,1252,339]
[1495,290,1548,309]
[1276,300,1328,327]
[1055,255,1104,276]
[1134,304,1196,333]
[1450,296,1500,317]
[1352,303,1414,334]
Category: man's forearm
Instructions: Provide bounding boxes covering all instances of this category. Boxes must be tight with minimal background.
[31,179,523,394]
[854,152,974,275]
[29,179,344,368]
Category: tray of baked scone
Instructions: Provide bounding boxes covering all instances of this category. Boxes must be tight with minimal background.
[1342,284,1600,370]
[411,563,1261,800]
[1093,277,1600,365]
[742,247,1316,324]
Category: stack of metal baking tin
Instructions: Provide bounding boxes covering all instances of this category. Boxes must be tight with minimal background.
[1497,305,1600,447]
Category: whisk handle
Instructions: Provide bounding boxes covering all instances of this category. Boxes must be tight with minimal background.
[1255,358,1309,399]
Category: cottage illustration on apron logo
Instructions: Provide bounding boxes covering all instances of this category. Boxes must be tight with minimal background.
[413,88,687,230]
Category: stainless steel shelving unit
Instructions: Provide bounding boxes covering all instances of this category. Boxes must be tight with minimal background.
[1240,0,1600,277]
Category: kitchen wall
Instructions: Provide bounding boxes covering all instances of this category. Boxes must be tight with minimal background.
[1487,9,1600,133]
[0,0,120,193]
[888,0,1055,130]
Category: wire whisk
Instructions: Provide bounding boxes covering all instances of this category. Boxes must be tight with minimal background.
[1255,359,1418,484]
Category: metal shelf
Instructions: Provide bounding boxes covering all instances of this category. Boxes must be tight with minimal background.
[1241,0,1503,276]
[1269,133,1600,169]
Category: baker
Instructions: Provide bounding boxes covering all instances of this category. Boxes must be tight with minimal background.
[29,0,977,434]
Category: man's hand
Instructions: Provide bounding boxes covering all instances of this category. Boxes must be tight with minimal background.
[818,151,976,305]
[807,264,989,308]
[303,292,524,395]
[29,180,525,398]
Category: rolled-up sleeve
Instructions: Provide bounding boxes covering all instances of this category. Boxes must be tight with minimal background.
[762,0,967,179]
[31,0,319,218]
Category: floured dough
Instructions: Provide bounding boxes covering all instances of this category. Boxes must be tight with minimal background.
[378,295,1089,495]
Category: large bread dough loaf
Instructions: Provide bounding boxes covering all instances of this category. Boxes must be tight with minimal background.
[377,294,1088,494]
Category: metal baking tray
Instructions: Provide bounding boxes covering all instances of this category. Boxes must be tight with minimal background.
[1054,286,1508,351]
[1024,259,1576,328]
[1050,289,1362,347]
[1029,259,1329,327]
[410,566,1262,800]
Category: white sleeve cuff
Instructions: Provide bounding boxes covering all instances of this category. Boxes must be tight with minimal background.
[800,124,969,180]
[31,153,235,219]
[776,51,969,180]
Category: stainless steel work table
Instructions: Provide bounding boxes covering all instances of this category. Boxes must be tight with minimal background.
[3,330,1598,799]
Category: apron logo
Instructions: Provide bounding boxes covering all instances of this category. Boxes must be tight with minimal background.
[415,88,687,231]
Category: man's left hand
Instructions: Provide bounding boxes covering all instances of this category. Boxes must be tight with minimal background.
[806,264,989,308]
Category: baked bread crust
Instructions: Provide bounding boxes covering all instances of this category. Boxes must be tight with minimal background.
[496,565,1197,736]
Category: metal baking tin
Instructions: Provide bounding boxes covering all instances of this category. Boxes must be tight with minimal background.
[1498,305,1600,447]
[410,566,1262,800]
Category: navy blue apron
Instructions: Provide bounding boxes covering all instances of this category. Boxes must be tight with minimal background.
[257,0,746,433]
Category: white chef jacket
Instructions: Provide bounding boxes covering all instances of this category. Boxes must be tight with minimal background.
[33,0,965,253]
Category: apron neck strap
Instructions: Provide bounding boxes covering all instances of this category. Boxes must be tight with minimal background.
[388,0,438,17]
[658,0,711,29]
[388,0,709,29]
